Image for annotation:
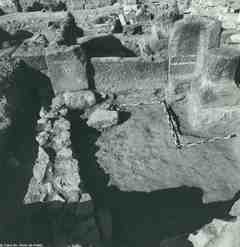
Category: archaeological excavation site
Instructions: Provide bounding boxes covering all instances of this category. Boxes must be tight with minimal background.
[3,0,240,246]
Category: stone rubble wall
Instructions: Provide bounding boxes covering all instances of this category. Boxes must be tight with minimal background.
[24,91,98,204]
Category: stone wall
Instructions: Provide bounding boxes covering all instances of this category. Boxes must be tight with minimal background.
[91,57,168,92]
[11,33,168,94]
[66,0,115,10]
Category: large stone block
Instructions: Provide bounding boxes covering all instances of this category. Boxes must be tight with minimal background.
[204,48,240,85]
[167,16,222,99]
[66,0,114,10]
[91,57,168,92]
[188,217,240,247]
[46,45,88,94]
[184,47,240,131]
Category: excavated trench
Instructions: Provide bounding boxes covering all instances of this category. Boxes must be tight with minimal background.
[69,109,240,247]
[1,31,240,246]
[0,59,239,247]
[0,63,53,242]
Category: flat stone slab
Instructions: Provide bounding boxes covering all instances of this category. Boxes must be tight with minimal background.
[96,103,240,203]
[91,57,168,92]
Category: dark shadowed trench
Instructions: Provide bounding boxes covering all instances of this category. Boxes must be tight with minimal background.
[0,40,239,246]
[0,66,239,247]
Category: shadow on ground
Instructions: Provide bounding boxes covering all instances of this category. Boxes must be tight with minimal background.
[0,89,238,247]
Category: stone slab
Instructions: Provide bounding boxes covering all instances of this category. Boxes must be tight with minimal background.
[91,57,168,93]
[46,45,88,94]
[167,16,222,99]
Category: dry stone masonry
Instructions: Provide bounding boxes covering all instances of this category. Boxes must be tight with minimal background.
[24,101,82,203]
[24,91,99,204]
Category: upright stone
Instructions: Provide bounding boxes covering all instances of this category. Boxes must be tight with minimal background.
[167,16,221,100]
[186,48,240,131]
[46,45,88,94]
[204,48,240,85]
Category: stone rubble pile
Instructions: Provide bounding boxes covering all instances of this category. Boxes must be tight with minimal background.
[24,96,82,204]
[24,90,119,204]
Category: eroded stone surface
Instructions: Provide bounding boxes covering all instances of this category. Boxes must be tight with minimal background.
[12,33,48,70]
[87,108,118,130]
[24,102,82,204]
[188,217,240,247]
[230,199,240,216]
[63,91,96,110]
[46,45,88,94]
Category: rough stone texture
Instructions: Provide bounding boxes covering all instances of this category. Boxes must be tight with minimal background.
[24,89,99,204]
[24,103,82,204]
[91,57,168,93]
[184,48,240,131]
[12,33,48,71]
[53,12,84,47]
[230,199,240,216]
[46,45,88,94]
[152,0,181,38]
[0,94,11,162]
[167,16,222,99]
[63,91,96,110]
[0,6,120,34]
[96,101,240,203]
[188,217,240,247]
[87,108,118,129]
[0,55,23,162]
[204,48,240,85]
[66,0,115,10]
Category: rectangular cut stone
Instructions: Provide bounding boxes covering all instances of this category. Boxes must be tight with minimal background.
[170,55,197,64]
[46,45,88,94]
[169,64,196,76]
[66,0,113,9]
[91,57,168,92]
[167,16,222,98]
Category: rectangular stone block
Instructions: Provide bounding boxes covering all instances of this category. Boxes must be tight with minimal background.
[167,16,222,98]
[91,57,168,93]
[66,0,113,10]
[169,63,196,77]
[46,45,88,94]
[170,55,197,64]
